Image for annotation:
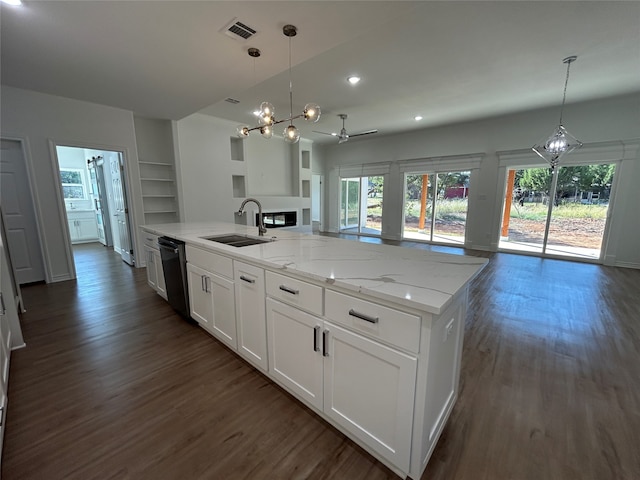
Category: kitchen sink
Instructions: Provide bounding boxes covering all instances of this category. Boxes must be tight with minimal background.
[201,234,274,247]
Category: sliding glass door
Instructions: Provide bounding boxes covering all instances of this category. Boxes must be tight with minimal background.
[403,171,470,245]
[499,163,616,260]
[339,176,384,235]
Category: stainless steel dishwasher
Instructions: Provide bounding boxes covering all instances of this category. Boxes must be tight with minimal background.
[157,236,191,320]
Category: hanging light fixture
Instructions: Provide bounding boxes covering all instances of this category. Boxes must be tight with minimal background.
[532,56,583,170]
[237,25,320,143]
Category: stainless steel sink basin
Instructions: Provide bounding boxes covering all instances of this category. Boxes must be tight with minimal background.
[201,234,274,247]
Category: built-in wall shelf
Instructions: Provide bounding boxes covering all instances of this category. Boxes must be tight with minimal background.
[139,161,173,166]
[232,175,246,198]
[230,137,245,162]
[301,180,311,198]
[302,208,311,226]
[138,159,178,224]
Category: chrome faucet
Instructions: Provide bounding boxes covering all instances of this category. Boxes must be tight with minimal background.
[237,198,267,236]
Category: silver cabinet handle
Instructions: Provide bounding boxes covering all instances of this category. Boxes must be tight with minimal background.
[204,276,210,293]
[322,329,329,357]
[313,325,321,352]
[348,309,379,324]
[279,285,299,295]
[0,292,5,316]
[240,275,255,284]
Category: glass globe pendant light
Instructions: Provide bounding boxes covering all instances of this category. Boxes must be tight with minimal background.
[236,25,320,142]
[532,56,583,170]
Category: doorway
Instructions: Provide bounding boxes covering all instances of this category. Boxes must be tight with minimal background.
[311,174,323,233]
[0,138,47,285]
[55,145,135,269]
[498,163,616,260]
[339,176,384,235]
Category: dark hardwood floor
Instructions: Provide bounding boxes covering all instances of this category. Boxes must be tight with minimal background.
[2,240,639,479]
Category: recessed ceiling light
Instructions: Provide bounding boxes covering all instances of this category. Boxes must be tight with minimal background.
[414,115,423,121]
[1,0,22,5]
[347,75,361,85]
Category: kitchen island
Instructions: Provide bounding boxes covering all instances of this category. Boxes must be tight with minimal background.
[141,222,487,479]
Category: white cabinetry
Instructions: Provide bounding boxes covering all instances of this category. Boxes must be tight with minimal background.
[234,261,268,372]
[323,321,416,472]
[67,210,98,244]
[266,279,418,474]
[186,246,236,349]
[143,234,166,300]
[266,298,324,410]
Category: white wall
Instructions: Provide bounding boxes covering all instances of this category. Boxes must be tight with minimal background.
[175,113,312,229]
[319,92,640,267]
[0,86,143,282]
[134,116,174,165]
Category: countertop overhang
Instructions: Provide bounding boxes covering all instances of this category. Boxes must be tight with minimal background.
[142,222,488,315]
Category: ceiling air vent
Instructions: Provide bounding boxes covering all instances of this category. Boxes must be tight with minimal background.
[225,98,240,104]
[222,19,257,41]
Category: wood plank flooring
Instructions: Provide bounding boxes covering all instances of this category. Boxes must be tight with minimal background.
[3,240,640,479]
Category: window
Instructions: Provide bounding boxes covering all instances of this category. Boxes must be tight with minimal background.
[60,168,87,200]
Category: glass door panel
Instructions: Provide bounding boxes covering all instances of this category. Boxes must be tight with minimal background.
[500,168,552,254]
[432,171,470,245]
[545,164,615,259]
[403,174,434,241]
[363,176,383,235]
[340,176,384,236]
[340,177,361,232]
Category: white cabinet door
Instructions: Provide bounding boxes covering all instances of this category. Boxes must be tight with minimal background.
[323,321,417,473]
[266,298,323,411]
[67,219,79,242]
[209,273,236,349]
[153,249,166,300]
[144,245,158,290]
[187,263,213,330]
[234,261,267,372]
[75,217,98,241]
[187,263,236,349]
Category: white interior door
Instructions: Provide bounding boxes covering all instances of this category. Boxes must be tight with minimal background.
[88,157,112,247]
[110,154,134,265]
[0,139,46,284]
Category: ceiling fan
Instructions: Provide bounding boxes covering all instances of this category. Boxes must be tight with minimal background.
[314,114,378,144]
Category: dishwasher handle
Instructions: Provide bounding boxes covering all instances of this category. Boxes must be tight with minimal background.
[158,236,184,254]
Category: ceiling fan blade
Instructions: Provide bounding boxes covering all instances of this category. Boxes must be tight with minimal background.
[349,130,378,137]
[312,131,336,136]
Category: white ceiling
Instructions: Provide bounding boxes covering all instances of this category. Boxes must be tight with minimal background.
[2,1,639,145]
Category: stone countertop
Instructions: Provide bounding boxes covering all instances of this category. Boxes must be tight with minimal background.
[142,222,488,315]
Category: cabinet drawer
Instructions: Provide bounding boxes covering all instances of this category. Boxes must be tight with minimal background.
[186,245,233,279]
[266,271,323,316]
[143,232,160,249]
[325,290,421,353]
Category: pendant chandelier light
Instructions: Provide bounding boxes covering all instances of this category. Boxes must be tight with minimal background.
[532,56,583,170]
[236,25,320,144]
